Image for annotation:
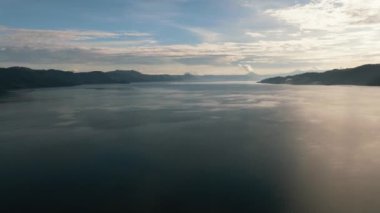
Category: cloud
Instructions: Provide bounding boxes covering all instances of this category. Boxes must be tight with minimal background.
[173,25,221,42]
[122,32,152,37]
[266,0,380,31]
[2,28,380,74]
[245,32,265,38]
[1,0,380,75]
[239,64,254,72]
[174,55,245,65]
[0,26,153,49]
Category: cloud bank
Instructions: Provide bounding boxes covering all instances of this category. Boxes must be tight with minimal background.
[0,0,379,74]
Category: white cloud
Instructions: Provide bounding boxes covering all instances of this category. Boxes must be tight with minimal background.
[0,26,153,48]
[177,26,221,42]
[266,0,380,31]
[245,32,265,38]
[239,64,254,72]
[122,32,152,37]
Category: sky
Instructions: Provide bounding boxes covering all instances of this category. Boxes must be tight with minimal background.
[0,0,380,74]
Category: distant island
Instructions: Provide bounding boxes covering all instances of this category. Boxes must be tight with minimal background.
[0,67,263,92]
[260,64,380,86]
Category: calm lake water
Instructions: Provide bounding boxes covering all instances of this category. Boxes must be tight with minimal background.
[1,82,380,212]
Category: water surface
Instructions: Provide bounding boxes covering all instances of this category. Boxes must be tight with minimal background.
[1,82,380,212]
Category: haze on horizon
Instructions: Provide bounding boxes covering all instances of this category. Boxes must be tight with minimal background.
[0,0,379,75]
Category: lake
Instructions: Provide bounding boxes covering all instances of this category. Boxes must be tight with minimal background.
[1,82,380,212]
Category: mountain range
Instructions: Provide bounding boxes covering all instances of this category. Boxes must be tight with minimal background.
[0,67,260,92]
[1,64,379,92]
[260,64,380,86]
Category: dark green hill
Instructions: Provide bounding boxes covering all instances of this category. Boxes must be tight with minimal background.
[0,67,264,91]
[260,64,380,86]
[0,67,186,91]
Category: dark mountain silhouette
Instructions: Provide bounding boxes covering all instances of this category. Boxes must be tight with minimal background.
[260,64,380,86]
[107,70,186,82]
[0,67,188,91]
[0,66,322,92]
[0,67,263,92]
